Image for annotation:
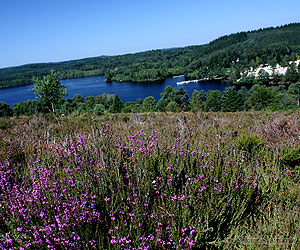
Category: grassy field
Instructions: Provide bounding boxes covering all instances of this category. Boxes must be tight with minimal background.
[0,111,299,249]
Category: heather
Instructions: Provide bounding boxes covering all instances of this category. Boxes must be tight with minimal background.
[0,111,299,249]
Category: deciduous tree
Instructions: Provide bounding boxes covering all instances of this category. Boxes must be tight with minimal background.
[31,70,67,113]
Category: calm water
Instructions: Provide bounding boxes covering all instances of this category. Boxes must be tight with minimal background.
[0,75,230,107]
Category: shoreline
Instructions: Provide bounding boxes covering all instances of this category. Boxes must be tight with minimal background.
[176,78,230,85]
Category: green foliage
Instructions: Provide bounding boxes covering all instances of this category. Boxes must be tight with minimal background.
[7,68,300,117]
[272,72,284,84]
[284,64,299,83]
[13,100,41,116]
[0,102,12,117]
[205,90,222,111]
[109,94,124,113]
[74,103,88,115]
[142,96,156,112]
[257,70,270,84]
[2,23,300,88]
[0,121,7,130]
[282,147,300,169]
[157,86,174,111]
[57,98,74,115]
[157,86,190,112]
[191,90,206,112]
[156,99,167,112]
[245,84,279,110]
[94,93,112,112]
[135,98,142,105]
[84,96,95,112]
[238,134,263,155]
[165,101,181,112]
[288,82,300,106]
[174,88,190,111]
[238,75,255,85]
[93,104,105,115]
[72,94,84,105]
[122,101,136,113]
[104,71,113,82]
[31,70,67,112]
[221,86,244,112]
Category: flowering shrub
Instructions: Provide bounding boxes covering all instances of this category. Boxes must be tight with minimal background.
[0,112,299,249]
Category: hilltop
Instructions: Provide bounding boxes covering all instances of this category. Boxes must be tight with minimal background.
[1,22,300,88]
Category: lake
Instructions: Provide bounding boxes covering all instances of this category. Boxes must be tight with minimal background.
[0,75,231,107]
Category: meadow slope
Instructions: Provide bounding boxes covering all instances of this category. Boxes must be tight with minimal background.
[0,111,299,249]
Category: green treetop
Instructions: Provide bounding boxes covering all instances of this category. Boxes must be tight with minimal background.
[31,70,67,113]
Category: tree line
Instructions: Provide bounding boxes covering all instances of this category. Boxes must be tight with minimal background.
[1,71,300,117]
[1,23,300,88]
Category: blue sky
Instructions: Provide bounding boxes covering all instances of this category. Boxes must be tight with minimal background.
[0,0,299,68]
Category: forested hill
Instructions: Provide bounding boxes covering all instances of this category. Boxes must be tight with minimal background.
[1,22,300,88]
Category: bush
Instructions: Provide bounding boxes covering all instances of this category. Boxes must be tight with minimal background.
[165,101,181,112]
[0,121,7,130]
[282,147,300,169]
[238,134,263,154]
[94,104,105,115]
[0,102,12,117]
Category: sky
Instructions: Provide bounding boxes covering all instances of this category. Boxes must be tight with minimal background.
[0,0,299,69]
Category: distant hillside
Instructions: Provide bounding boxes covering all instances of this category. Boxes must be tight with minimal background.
[1,23,300,88]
